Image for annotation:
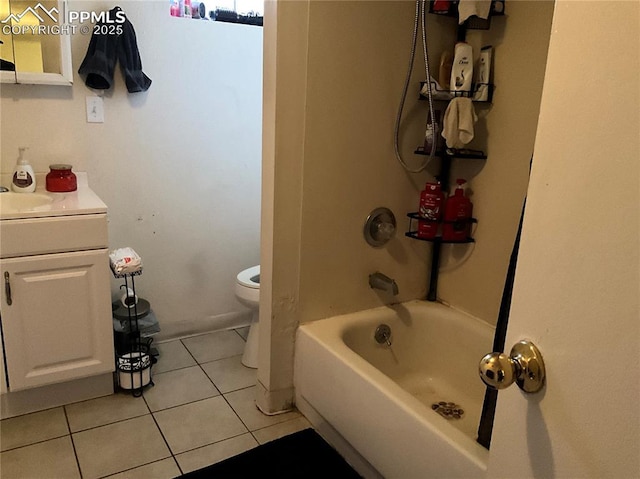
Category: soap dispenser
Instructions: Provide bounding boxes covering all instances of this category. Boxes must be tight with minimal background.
[12,147,36,193]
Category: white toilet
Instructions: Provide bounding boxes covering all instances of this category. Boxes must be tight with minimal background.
[235,265,260,368]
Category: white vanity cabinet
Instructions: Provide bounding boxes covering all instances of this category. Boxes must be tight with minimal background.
[1,248,112,390]
[0,179,114,397]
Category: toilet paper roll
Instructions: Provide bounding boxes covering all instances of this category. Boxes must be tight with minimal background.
[120,287,139,308]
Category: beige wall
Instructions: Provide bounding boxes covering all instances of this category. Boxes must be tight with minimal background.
[294,0,554,326]
[260,1,554,410]
[258,0,310,411]
[437,1,555,324]
[297,1,455,321]
[260,0,449,412]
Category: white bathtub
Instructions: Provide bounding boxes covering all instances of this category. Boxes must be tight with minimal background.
[294,300,494,478]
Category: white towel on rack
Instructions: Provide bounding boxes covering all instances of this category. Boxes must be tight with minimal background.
[441,97,478,149]
[458,0,492,24]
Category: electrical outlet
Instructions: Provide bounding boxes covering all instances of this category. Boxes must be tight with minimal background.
[86,96,104,123]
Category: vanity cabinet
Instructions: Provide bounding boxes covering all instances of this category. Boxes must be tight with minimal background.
[0,187,113,393]
[1,249,112,390]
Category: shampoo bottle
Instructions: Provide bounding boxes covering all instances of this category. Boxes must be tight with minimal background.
[438,51,453,90]
[450,42,474,93]
[418,182,445,239]
[12,147,36,193]
[442,179,473,242]
[473,46,492,101]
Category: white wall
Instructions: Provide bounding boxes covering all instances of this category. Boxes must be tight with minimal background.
[0,0,263,339]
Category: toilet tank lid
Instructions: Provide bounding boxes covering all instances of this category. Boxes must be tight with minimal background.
[237,265,260,289]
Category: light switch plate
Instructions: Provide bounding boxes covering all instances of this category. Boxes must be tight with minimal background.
[86,96,104,123]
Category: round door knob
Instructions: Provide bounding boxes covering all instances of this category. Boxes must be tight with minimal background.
[478,352,516,390]
[479,340,545,393]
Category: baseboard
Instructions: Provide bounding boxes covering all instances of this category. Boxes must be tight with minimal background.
[1,373,114,419]
[255,379,295,415]
[154,310,253,341]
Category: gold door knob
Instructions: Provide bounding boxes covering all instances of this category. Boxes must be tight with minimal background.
[479,340,545,393]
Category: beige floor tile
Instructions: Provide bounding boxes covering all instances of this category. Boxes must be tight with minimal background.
[175,433,258,473]
[182,331,246,363]
[224,386,300,431]
[153,340,197,374]
[252,416,313,445]
[143,365,219,412]
[104,458,181,479]
[201,355,257,393]
[73,414,170,479]
[153,396,248,454]
[0,407,68,452]
[65,392,149,432]
[235,326,250,341]
[0,436,80,479]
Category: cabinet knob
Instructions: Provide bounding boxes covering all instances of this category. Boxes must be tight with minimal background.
[479,340,545,393]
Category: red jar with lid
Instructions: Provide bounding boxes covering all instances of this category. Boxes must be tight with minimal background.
[46,164,77,192]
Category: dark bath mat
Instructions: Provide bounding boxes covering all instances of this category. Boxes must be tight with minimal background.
[177,428,362,478]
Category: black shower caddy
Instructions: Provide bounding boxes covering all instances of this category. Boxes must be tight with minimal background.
[110,267,153,396]
[406,109,488,302]
[404,2,502,301]
[428,0,505,31]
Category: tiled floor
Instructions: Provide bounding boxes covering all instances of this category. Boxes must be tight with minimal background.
[0,327,311,479]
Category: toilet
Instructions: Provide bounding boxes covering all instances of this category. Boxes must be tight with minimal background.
[235,265,260,368]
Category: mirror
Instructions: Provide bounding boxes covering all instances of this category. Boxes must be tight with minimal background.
[0,0,72,85]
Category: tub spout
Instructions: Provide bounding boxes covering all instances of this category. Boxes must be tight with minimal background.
[369,272,399,296]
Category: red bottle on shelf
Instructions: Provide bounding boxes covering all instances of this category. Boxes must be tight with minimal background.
[432,0,451,13]
[418,182,444,239]
[442,179,473,242]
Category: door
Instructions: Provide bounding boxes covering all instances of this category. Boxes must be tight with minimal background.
[486,1,639,477]
[1,249,114,391]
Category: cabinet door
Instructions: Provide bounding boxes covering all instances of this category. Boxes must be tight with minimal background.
[0,249,113,391]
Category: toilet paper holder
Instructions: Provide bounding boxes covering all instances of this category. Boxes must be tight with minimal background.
[119,285,138,308]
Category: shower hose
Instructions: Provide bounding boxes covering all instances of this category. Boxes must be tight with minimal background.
[395,0,437,173]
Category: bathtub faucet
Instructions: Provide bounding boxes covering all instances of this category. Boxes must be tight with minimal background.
[369,272,399,296]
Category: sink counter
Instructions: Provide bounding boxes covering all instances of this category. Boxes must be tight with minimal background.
[0,173,106,220]
[0,171,113,409]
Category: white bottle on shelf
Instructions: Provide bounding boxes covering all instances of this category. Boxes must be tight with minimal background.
[450,42,474,94]
[474,46,493,101]
[11,147,36,193]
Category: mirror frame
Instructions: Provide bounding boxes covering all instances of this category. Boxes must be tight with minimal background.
[1,0,72,86]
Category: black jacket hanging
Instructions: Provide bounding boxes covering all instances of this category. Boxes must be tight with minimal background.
[78,6,151,93]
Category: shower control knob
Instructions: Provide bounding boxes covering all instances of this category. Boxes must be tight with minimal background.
[479,340,545,393]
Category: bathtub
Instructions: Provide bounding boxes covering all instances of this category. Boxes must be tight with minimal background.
[294,300,494,478]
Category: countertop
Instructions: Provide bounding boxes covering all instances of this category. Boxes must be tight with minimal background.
[0,172,107,220]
